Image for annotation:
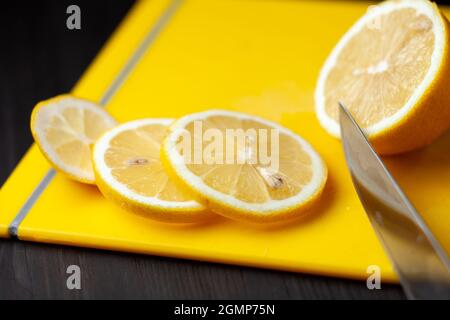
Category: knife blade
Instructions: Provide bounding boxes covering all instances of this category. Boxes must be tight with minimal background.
[338,102,450,299]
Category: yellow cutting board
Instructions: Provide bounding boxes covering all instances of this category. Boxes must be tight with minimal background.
[2,0,450,282]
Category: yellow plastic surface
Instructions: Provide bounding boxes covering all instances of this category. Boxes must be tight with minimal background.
[1,0,450,282]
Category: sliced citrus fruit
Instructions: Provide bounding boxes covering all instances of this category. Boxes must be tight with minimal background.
[162,110,328,223]
[31,95,116,184]
[92,118,212,223]
[315,0,450,154]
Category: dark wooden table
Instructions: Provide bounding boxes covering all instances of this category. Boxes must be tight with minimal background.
[0,0,405,299]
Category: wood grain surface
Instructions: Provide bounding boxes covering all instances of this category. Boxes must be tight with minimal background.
[0,0,405,299]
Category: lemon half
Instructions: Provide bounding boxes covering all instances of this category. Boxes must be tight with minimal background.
[315,0,450,154]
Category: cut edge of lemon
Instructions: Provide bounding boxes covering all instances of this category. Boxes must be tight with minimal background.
[92,118,212,223]
[315,0,446,138]
[31,94,117,184]
[162,110,328,223]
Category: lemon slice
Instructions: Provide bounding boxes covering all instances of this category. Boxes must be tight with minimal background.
[31,95,116,184]
[315,0,450,154]
[92,119,211,223]
[162,110,327,223]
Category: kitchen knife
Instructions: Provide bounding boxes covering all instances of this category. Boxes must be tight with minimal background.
[339,102,450,299]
